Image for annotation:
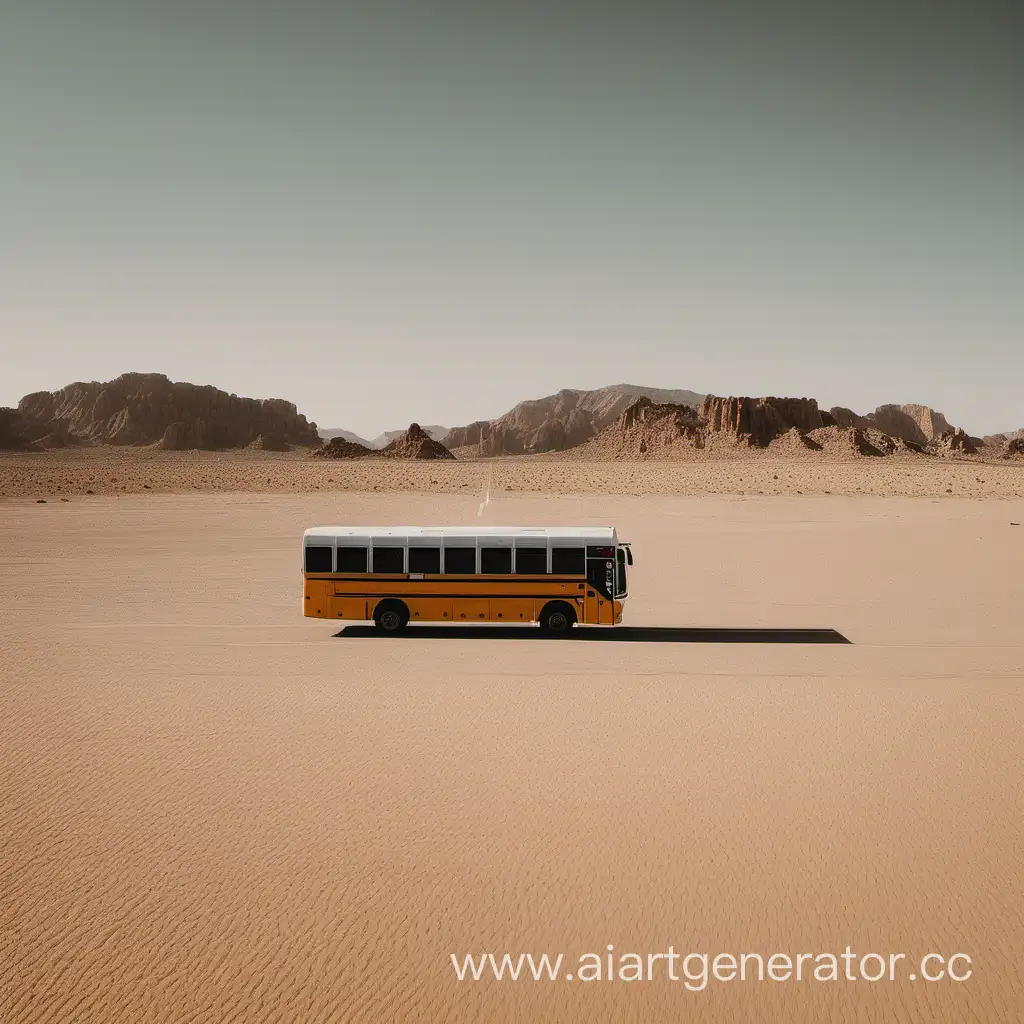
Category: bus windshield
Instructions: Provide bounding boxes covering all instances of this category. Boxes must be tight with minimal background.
[615,548,628,597]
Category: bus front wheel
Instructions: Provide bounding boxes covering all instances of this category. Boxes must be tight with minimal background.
[539,602,576,636]
[374,600,409,633]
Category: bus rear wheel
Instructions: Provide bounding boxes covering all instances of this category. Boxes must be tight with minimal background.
[539,602,576,636]
[374,600,409,633]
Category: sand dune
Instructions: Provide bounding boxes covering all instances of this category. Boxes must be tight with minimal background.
[2,489,1022,1023]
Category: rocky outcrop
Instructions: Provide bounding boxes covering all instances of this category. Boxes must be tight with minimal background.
[828,407,870,429]
[619,399,703,454]
[309,436,374,459]
[805,426,893,457]
[1002,437,1024,459]
[863,404,952,445]
[984,428,1023,447]
[442,384,705,456]
[829,403,966,445]
[444,390,597,455]
[309,424,455,460]
[0,408,49,450]
[573,399,704,458]
[572,394,956,459]
[17,373,320,450]
[769,426,825,453]
[370,425,447,449]
[317,428,374,448]
[443,420,491,450]
[699,395,825,446]
[932,428,978,456]
[379,423,456,460]
[247,433,291,451]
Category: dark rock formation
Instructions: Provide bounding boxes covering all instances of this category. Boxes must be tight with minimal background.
[248,433,291,451]
[0,408,51,450]
[984,429,1023,447]
[379,423,456,460]
[309,436,374,459]
[1002,437,1024,459]
[369,425,448,449]
[828,407,870,429]
[933,428,978,455]
[699,395,825,446]
[17,373,320,450]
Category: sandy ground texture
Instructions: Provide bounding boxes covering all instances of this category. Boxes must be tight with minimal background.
[2,447,1024,499]
[2,490,1023,1023]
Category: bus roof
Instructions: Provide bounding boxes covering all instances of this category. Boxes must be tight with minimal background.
[303,525,618,543]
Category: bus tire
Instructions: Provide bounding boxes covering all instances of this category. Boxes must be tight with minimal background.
[539,602,576,636]
[374,600,409,633]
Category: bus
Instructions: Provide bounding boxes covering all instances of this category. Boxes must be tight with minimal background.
[302,526,633,634]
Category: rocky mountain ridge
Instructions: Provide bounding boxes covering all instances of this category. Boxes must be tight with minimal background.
[4,374,1017,461]
[442,384,706,455]
[570,395,1004,461]
[13,373,319,450]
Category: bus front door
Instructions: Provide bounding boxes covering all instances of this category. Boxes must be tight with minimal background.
[586,556,617,625]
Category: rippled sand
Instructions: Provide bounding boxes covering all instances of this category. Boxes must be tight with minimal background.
[2,490,1022,1022]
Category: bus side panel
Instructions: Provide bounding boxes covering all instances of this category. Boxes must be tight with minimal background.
[491,598,534,623]
[463,598,482,622]
[407,597,453,623]
[331,596,369,621]
[303,578,330,618]
[453,598,489,622]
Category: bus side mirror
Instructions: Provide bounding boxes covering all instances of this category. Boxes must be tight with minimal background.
[625,548,633,565]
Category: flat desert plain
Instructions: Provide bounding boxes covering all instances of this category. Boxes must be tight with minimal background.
[2,480,1023,1023]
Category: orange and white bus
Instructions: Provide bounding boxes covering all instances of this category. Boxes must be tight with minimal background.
[302,526,633,634]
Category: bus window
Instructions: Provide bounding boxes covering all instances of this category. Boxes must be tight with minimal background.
[443,548,476,574]
[551,547,585,575]
[480,547,512,574]
[408,547,441,574]
[372,547,404,573]
[305,546,333,573]
[336,547,368,573]
[515,548,547,574]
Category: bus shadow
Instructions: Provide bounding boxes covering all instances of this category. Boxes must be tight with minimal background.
[333,625,852,644]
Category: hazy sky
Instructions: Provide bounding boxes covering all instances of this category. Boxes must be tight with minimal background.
[1,0,1021,435]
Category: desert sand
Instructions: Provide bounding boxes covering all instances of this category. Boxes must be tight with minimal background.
[2,447,1024,500]
[2,481,1022,1023]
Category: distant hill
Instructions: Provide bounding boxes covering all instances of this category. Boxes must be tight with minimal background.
[442,384,706,455]
[310,423,455,461]
[15,372,319,450]
[982,428,1024,445]
[318,427,374,448]
[317,425,449,450]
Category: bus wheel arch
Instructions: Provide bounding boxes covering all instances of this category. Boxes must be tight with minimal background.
[539,601,577,635]
[373,599,409,633]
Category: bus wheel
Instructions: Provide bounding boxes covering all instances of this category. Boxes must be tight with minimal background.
[374,600,409,633]
[540,602,576,636]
